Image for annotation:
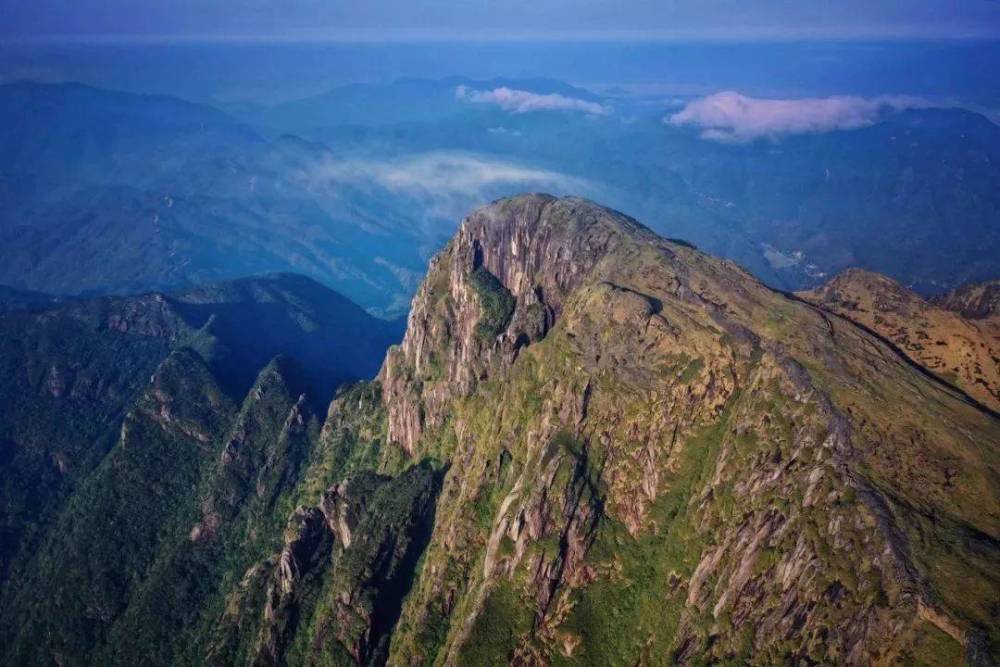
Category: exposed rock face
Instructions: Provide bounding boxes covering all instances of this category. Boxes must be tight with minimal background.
[0,275,398,666]
[373,195,998,666]
[209,465,440,667]
[103,293,190,337]
[251,506,333,666]
[383,194,661,453]
[799,268,1000,411]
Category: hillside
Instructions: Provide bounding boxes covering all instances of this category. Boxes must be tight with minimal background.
[799,269,1000,412]
[1,196,997,666]
[364,195,999,666]
[0,274,400,599]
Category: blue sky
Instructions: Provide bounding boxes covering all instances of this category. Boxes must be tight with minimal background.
[3,0,999,42]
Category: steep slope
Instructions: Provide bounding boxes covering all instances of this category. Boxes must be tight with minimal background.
[165,272,404,397]
[0,351,435,667]
[363,195,998,665]
[2,349,237,664]
[0,351,328,666]
[0,274,399,605]
[192,194,998,666]
[799,269,1000,412]
[206,462,440,666]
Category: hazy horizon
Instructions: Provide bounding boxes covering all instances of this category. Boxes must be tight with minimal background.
[3,39,1000,114]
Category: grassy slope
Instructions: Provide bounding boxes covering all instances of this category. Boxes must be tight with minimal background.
[799,268,1000,412]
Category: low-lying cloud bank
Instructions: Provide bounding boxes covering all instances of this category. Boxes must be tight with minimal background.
[319,151,585,195]
[456,84,610,115]
[668,91,932,141]
[306,151,592,232]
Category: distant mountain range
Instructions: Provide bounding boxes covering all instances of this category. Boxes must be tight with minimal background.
[232,76,606,132]
[229,77,1000,294]
[932,279,1000,320]
[0,82,442,317]
[2,79,999,319]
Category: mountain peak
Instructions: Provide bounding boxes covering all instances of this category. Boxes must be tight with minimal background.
[456,194,659,307]
[370,195,1000,664]
[380,194,706,453]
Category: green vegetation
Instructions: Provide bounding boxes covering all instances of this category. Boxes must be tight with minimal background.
[457,583,533,666]
[557,414,732,666]
[677,357,705,384]
[469,267,515,339]
[276,463,440,666]
[907,621,967,667]
[0,350,234,665]
[0,276,399,666]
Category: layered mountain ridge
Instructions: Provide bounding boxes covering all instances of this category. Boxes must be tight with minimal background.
[5,80,1000,317]
[1,195,997,666]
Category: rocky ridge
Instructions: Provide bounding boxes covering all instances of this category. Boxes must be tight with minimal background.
[0,275,401,666]
[373,195,999,665]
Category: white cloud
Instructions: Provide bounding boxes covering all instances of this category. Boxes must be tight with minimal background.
[303,151,593,232]
[327,151,585,195]
[456,85,610,115]
[487,126,522,136]
[668,91,932,142]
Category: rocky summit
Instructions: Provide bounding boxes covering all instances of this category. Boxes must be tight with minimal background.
[1,194,998,666]
[372,194,999,666]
